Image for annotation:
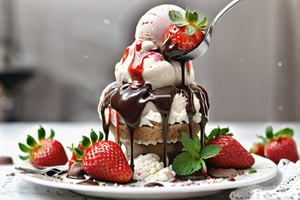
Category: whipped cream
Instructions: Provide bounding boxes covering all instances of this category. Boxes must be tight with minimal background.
[133,153,176,182]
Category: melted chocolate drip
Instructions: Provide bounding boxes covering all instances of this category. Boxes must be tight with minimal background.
[67,162,86,180]
[76,179,99,186]
[101,82,209,168]
[101,36,209,169]
[144,182,164,187]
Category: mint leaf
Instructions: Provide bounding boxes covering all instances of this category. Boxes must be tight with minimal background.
[172,152,202,175]
[169,10,188,27]
[248,169,257,174]
[181,133,200,157]
[200,144,221,159]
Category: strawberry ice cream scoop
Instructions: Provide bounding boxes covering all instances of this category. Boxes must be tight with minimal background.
[135,4,184,47]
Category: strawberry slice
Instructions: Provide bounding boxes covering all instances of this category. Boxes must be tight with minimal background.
[18,126,68,168]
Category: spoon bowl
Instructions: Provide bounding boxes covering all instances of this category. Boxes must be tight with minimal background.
[165,0,242,62]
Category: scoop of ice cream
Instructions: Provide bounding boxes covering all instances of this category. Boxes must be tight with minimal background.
[115,40,195,89]
[135,4,185,47]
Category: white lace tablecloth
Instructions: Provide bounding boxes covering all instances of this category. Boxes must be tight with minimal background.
[230,159,300,200]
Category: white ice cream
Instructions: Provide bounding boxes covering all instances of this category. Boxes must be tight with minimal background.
[135,4,185,47]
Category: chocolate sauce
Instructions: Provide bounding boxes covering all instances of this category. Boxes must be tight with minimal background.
[67,162,86,180]
[101,82,209,168]
[0,156,13,165]
[101,35,209,170]
[176,170,207,181]
[76,179,99,186]
[144,182,164,187]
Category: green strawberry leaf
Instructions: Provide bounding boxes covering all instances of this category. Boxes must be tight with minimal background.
[200,144,221,159]
[206,126,231,143]
[49,129,55,139]
[196,17,207,29]
[185,25,196,36]
[90,129,98,144]
[257,135,269,146]
[274,128,293,139]
[19,155,29,161]
[99,131,104,141]
[26,135,38,147]
[185,8,198,24]
[81,136,91,149]
[18,143,31,153]
[38,126,46,141]
[74,147,84,158]
[172,152,202,175]
[265,126,273,139]
[169,10,188,27]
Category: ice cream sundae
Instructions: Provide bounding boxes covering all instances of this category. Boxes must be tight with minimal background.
[98,4,209,168]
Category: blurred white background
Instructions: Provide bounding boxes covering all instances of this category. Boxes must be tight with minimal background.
[0,0,299,122]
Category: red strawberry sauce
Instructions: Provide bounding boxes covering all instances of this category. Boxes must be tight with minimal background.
[128,41,164,85]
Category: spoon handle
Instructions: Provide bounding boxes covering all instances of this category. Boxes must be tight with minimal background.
[212,0,243,26]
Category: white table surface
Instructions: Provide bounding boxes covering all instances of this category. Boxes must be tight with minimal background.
[0,121,299,200]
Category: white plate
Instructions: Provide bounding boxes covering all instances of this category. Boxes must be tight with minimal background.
[16,155,277,199]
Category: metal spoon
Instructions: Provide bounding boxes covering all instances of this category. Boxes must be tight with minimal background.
[165,0,243,62]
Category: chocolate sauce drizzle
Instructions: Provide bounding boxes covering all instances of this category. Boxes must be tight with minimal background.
[101,80,209,168]
[101,36,209,169]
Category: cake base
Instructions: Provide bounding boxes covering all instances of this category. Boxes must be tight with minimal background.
[109,122,200,164]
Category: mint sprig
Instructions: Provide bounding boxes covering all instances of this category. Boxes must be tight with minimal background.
[172,133,221,176]
[169,8,207,36]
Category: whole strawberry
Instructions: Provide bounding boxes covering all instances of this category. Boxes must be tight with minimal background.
[162,8,207,56]
[206,127,255,169]
[263,127,299,164]
[68,129,103,170]
[250,143,265,157]
[82,140,133,183]
[68,144,85,170]
[19,126,68,168]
